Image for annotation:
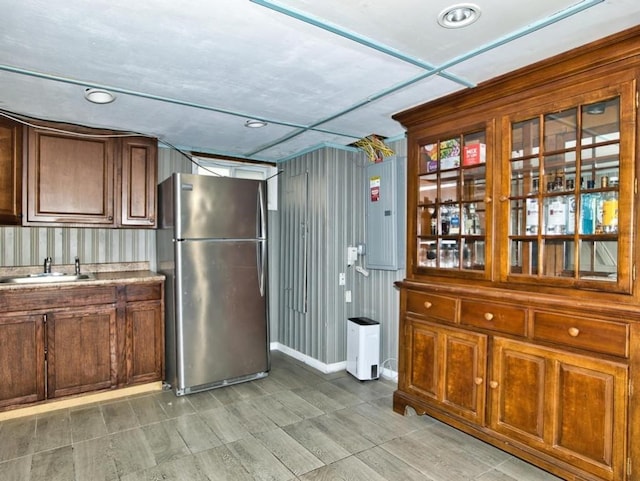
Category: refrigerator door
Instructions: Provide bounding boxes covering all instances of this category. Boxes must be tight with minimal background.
[173,173,265,240]
[174,238,269,393]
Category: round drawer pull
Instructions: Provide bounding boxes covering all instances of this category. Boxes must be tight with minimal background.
[568,327,580,337]
[484,312,494,321]
[474,377,483,385]
[424,301,432,309]
[499,195,508,202]
[489,381,499,389]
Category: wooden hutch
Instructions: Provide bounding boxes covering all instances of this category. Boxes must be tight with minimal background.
[392,26,640,481]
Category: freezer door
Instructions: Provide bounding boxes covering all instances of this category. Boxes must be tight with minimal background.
[175,238,269,392]
[174,173,266,240]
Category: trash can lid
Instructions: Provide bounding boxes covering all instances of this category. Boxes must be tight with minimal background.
[348,317,379,326]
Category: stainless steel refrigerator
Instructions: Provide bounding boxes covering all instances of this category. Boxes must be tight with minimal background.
[156,173,269,396]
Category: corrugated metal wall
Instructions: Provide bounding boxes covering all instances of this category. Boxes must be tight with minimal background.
[277,138,406,371]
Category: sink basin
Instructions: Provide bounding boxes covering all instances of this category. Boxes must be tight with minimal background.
[0,272,95,284]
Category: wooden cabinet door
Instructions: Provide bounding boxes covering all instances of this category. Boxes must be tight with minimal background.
[25,128,115,225]
[125,299,163,385]
[491,337,628,481]
[0,118,22,224]
[406,318,487,424]
[0,314,45,407]
[119,136,157,227]
[47,305,117,398]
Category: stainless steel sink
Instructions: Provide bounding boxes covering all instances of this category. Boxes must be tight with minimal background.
[0,272,95,284]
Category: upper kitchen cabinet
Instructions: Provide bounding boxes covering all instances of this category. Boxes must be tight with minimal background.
[396,33,638,296]
[21,122,157,228]
[119,136,157,227]
[415,123,493,280]
[0,117,22,225]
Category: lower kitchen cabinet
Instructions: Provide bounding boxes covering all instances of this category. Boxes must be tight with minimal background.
[491,337,628,481]
[0,314,44,408]
[0,277,164,411]
[47,305,117,398]
[125,297,163,385]
[395,285,633,481]
[405,318,487,425]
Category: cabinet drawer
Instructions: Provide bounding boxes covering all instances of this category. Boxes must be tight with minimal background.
[460,300,526,336]
[406,291,457,323]
[532,312,628,357]
[125,283,162,302]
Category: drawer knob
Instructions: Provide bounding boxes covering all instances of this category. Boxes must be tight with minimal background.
[424,301,432,309]
[484,312,494,321]
[489,381,499,389]
[499,195,508,202]
[474,377,483,385]
[568,327,580,337]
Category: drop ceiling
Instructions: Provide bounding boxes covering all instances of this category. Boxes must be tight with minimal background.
[1,0,639,163]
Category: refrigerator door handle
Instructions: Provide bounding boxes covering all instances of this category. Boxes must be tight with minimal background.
[257,182,266,239]
[257,240,266,297]
[257,182,266,297]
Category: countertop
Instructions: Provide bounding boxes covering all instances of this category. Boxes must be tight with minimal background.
[0,262,164,291]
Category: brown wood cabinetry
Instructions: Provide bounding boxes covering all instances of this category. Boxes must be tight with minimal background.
[0,314,44,408]
[47,305,117,398]
[14,122,157,228]
[393,27,640,481]
[0,278,163,411]
[0,117,22,224]
[123,283,163,385]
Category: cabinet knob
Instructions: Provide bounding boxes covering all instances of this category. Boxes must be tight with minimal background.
[568,327,580,337]
[484,312,494,321]
[499,195,509,202]
[474,377,483,385]
[485,196,492,204]
[424,301,432,309]
[108,216,113,221]
[489,381,499,389]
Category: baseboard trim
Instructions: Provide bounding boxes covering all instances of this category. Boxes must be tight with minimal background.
[0,382,163,421]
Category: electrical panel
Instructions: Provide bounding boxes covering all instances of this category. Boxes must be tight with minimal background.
[365,156,406,270]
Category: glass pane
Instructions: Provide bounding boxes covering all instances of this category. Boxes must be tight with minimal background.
[439,138,461,170]
[542,195,572,235]
[581,98,620,146]
[440,170,459,202]
[462,239,485,270]
[510,239,538,275]
[417,240,437,268]
[510,158,540,195]
[579,240,617,281]
[462,165,486,201]
[544,108,577,152]
[463,201,484,235]
[462,132,486,167]
[418,174,437,204]
[542,154,575,193]
[439,240,460,269]
[542,239,575,277]
[510,199,524,236]
[511,117,540,158]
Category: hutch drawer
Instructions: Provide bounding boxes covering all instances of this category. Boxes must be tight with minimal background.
[460,299,526,336]
[532,311,628,358]
[406,290,457,323]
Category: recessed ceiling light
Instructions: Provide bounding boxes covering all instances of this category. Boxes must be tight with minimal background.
[437,3,481,29]
[84,88,116,104]
[244,119,267,128]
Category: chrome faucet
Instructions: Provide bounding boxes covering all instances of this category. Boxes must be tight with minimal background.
[75,256,81,275]
[44,257,52,273]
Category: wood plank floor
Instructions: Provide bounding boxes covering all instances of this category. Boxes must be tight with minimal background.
[0,352,562,480]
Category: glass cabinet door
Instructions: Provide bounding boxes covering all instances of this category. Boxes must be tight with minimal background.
[417,130,488,275]
[507,92,630,292]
